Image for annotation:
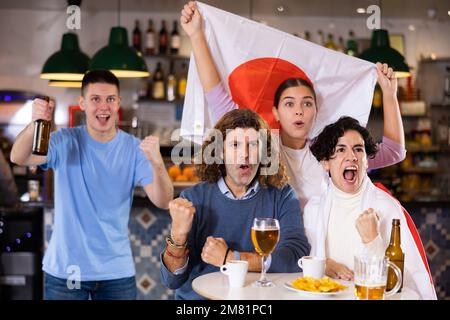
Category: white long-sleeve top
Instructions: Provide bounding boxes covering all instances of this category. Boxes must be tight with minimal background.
[325,178,385,269]
[304,176,437,300]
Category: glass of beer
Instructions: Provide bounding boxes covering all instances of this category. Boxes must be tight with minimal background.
[251,217,280,287]
[354,255,402,300]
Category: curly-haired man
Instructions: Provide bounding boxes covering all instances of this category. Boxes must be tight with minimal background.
[160,109,310,299]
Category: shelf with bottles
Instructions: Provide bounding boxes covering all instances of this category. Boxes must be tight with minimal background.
[137,58,188,102]
[406,144,450,153]
[137,97,185,104]
[400,149,442,172]
[132,18,185,60]
[143,53,190,61]
[400,167,443,174]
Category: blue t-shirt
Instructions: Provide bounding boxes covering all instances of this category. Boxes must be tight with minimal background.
[41,126,153,281]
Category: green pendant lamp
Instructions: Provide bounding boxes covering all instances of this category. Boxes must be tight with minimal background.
[89,26,149,78]
[40,32,90,81]
[359,29,410,78]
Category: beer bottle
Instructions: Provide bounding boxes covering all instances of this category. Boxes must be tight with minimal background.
[32,96,51,156]
[132,20,142,52]
[385,219,405,292]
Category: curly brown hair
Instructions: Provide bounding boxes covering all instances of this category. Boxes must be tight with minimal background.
[310,116,378,162]
[195,109,288,189]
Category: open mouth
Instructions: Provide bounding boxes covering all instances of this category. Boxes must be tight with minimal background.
[96,114,111,125]
[343,166,358,183]
[293,120,304,128]
[238,164,251,173]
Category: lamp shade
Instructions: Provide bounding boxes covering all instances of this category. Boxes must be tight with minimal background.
[48,80,82,88]
[359,29,410,78]
[89,27,149,78]
[40,33,90,81]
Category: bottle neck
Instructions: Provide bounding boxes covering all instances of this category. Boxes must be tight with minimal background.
[389,225,401,246]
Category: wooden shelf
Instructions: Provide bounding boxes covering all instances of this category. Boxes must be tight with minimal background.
[401,167,443,174]
[406,145,450,153]
[143,54,190,61]
[137,98,184,104]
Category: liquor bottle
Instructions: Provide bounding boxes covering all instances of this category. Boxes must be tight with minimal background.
[152,62,165,99]
[32,96,51,156]
[346,30,358,56]
[325,34,337,50]
[437,116,448,145]
[337,36,345,53]
[443,66,450,104]
[159,20,168,55]
[303,30,311,42]
[132,20,142,52]
[166,61,177,102]
[145,19,155,55]
[178,62,188,99]
[138,77,148,99]
[170,21,181,55]
[385,219,405,292]
[317,30,325,46]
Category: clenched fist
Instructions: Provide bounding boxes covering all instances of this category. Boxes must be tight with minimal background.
[139,135,164,168]
[201,236,229,267]
[180,1,203,38]
[376,62,397,98]
[169,198,196,244]
[32,98,55,122]
[356,208,380,244]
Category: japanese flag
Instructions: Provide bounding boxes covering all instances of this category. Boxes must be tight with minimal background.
[181,2,377,143]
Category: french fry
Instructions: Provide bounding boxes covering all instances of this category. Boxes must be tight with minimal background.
[291,276,347,293]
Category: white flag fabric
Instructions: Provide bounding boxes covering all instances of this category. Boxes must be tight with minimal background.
[181,2,378,143]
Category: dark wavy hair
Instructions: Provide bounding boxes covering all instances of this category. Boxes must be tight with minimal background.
[309,116,378,162]
[274,78,317,108]
[195,109,288,189]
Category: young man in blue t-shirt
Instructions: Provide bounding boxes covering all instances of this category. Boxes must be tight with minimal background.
[11,70,173,300]
[160,109,310,299]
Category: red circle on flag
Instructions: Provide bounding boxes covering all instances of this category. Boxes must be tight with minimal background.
[228,57,313,129]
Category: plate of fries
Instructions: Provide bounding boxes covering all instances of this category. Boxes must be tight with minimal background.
[284,276,349,296]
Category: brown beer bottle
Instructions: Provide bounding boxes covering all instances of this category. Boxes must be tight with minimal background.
[385,219,405,292]
[32,96,52,156]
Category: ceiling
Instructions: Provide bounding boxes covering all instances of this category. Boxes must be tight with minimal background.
[0,0,449,20]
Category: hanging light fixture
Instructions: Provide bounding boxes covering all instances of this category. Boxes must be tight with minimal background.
[359,29,410,78]
[89,0,149,78]
[359,1,410,78]
[40,32,90,81]
[48,80,82,88]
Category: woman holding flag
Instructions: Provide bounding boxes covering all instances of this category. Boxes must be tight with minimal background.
[180,1,406,209]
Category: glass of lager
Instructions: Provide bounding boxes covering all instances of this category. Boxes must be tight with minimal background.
[251,218,280,287]
[354,255,402,300]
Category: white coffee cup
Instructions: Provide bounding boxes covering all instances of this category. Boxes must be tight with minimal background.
[298,256,326,279]
[220,260,248,288]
